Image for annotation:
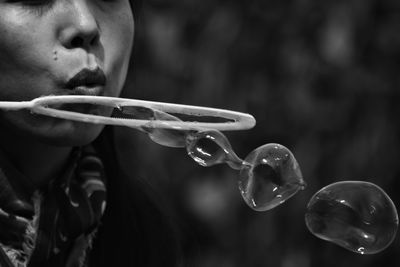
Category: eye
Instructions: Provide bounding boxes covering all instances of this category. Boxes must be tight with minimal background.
[6,0,54,14]
[6,0,53,7]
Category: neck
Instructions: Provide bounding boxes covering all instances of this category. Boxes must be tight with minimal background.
[0,127,73,190]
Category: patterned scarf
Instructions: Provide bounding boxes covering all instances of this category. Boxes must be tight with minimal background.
[0,146,106,267]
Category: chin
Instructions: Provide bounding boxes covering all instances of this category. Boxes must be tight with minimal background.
[0,110,105,147]
[36,121,106,147]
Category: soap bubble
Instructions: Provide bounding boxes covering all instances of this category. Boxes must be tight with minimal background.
[186,130,243,169]
[305,181,399,254]
[115,105,187,148]
[144,110,188,148]
[238,143,306,211]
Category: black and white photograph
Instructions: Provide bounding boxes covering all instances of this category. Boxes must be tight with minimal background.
[0,0,399,266]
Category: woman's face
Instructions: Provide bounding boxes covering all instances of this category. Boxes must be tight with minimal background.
[0,0,134,145]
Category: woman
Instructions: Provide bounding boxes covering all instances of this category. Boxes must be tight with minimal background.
[0,0,181,266]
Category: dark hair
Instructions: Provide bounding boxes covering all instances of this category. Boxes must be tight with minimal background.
[130,0,143,15]
[89,127,182,266]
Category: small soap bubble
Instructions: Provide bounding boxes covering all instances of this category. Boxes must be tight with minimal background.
[305,181,399,254]
[238,143,305,211]
[145,110,188,148]
[186,130,243,168]
[114,106,187,147]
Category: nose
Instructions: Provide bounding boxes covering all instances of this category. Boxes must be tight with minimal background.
[59,1,100,50]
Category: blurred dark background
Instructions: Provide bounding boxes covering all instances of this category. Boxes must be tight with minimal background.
[118,0,400,266]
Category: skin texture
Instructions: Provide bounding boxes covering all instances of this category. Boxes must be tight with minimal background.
[0,0,134,187]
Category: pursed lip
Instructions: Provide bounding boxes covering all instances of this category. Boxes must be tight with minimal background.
[65,67,106,91]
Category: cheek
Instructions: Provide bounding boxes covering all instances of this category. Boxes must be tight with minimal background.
[0,11,41,66]
[0,21,28,73]
[102,9,134,95]
[0,12,53,100]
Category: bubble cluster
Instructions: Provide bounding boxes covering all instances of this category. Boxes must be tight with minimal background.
[305,181,399,254]
[134,109,306,212]
[138,108,398,253]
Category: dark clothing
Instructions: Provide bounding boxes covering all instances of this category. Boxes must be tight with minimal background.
[0,128,182,267]
[0,146,106,267]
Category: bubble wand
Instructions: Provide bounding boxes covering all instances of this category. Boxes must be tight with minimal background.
[0,95,255,131]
